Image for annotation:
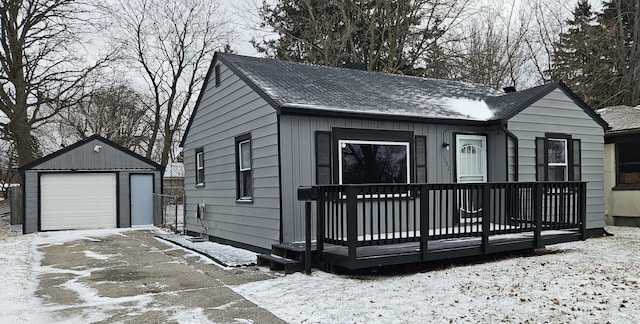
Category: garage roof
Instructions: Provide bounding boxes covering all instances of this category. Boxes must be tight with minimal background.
[19,134,163,172]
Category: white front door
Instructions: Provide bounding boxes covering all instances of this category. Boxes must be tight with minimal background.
[455,135,487,223]
[456,135,487,183]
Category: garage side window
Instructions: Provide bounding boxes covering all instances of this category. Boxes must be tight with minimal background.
[235,134,252,201]
[195,148,204,186]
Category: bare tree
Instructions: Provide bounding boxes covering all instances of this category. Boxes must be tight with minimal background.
[104,0,234,166]
[58,78,151,153]
[0,139,18,198]
[523,0,573,84]
[0,0,107,167]
[445,1,537,89]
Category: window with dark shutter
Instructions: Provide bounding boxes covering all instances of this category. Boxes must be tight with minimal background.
[536,135,581,182]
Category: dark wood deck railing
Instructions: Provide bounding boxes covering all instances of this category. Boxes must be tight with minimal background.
[299,182,586,271]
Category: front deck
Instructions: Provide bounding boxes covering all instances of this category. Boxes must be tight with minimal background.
[298,182,586,271]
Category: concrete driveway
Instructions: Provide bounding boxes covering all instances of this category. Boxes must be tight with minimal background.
[36,229,285,323]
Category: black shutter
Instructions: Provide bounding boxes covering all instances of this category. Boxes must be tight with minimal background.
[316,131,332,184]
[535,137,547,181]
[572,139,581,181]
[415,136,427,183]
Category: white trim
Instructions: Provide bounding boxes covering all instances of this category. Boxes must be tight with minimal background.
[456,134,487,183]
[196,151,204,185]
[239,140,251,171]
[547,138,568,181]
[337,139,410,185]
[238,139,252,199]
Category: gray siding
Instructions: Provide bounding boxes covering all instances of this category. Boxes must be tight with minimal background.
[30,139,157,170]
[279,114,507,243]
[507,89,605,229]
[22,138,161,233]
[183,62,280,250]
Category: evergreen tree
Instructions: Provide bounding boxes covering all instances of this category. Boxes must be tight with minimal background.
[252,0,460,77]
[598,0,640,106]
[547,0,614,108]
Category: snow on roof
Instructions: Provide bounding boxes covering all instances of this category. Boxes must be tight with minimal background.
[164,162,184,178]
[219,53,506,121]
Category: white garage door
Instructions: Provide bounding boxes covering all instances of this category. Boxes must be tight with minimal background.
[41,173,117,231]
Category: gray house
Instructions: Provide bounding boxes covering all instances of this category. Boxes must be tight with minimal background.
[181,53,608,269]
[20,135,163,233]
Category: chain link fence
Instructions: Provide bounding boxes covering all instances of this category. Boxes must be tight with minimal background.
[154,194,183,233]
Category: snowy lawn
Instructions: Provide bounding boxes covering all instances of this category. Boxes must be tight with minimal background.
[232,226,640,323]
[2,225,639,323]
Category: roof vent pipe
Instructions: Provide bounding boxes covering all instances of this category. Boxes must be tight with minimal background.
[503,86,517,93]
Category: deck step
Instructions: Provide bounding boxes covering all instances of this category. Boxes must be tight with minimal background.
[257,254,304,274]
[256,242,317,274]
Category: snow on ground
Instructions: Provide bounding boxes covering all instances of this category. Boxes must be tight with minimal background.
[0,227,156,322]
[2,223,640,323]
[157,234,257,267]
[232,226,640,323]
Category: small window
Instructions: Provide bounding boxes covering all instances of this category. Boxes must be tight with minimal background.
[338,140,409,184]
[617,141,640,185]
[195,148,204,186]
[547,139,567,181]
[536,135,580,182]
[236,135,252,200]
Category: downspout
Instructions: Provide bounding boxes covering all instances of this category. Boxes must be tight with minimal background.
[500,122,518,182]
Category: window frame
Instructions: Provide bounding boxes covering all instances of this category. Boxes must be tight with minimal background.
[235,134,253,202]
[615,139,640,188]
[195,148,204,187]
[536,133,580,184]
[547,138,568,182]
[337,139,411,185]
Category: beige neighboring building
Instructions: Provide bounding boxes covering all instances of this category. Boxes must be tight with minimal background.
[599,106,640,226]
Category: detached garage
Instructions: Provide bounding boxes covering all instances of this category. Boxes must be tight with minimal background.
[20,135,163,233]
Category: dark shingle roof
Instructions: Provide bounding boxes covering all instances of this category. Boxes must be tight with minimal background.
[598,105,640,133]
[485,82,560,119]
[182,53,609,148]
[219,53,503,121]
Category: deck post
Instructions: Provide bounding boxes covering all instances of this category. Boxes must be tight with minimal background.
[580,182,587,240]
[305,201,312,274]
[316,189,324,253]
[419,185,429,261]
[534,183,544,249]
[481,184,491,254]
[346,186,358,267]
[298,186,319,275]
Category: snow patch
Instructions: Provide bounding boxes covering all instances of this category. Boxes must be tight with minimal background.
[445,97,494,120]
[168,307,214,324]
[83,250,119,260]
